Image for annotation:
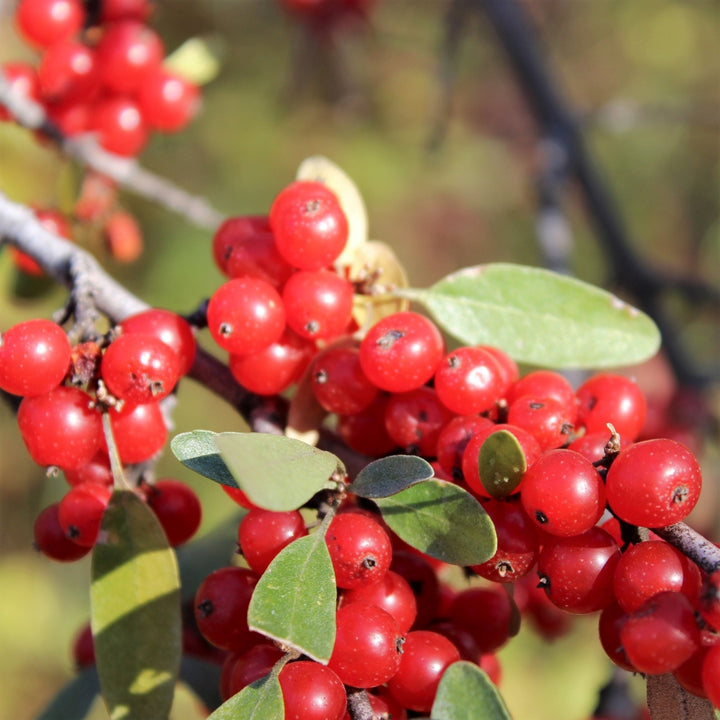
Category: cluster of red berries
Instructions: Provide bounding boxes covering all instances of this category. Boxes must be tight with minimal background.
[5,0,200,155]
[0,308,202,560]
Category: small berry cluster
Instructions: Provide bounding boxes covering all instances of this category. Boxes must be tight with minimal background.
[6,0,201,155]
[193,502,508,718]
[0,308,202,560]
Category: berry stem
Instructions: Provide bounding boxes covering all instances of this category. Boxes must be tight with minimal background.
[652,522,720,575]
[101,412,132,491]
[346,688,376,720]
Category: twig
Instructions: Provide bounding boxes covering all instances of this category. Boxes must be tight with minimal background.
[652,522,720,575]
[0,69,226,231]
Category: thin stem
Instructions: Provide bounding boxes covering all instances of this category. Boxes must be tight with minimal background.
[101,413,131,491]
[346,688,377,720]
[652,522,720,575]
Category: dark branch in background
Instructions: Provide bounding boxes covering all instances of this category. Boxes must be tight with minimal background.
[476,0,720,387]
[0,70,226,231]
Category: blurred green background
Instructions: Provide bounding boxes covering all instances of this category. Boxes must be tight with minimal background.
[0,1,718,718]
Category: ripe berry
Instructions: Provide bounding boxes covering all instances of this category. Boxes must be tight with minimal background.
[238,508,307,574]
[33,503,92,561]
[101,333,180,405]
[384,386,454,457]
[310,344,377,415]
[701,644,720,707]
[226,643,284,697]
[325,511,392,589]
[207,277,285,355]
[337,393,398,457]
[72,622,95,669]
[387,630,461,712]
[229,328,314,395]
[58,482,113,547]
[119,308,197,376]
[63,451,113,487]
[341,569,418,633]
[434,345,504,415]
[507,369,577,417]
[278,661,346,720]
[575,373,646,441]
[99,0,152,22]
[620,591,700,674]
[145,479,202,546]
[506,395,575,450]
[328,602,404,688]
[18,386,102,469]
[0,319,71,397]
[37,40,97,104]
[269,180,348,271]
[108,401,167,464]
[390,549,441,629]
[359,311,445,393]
[93,96,148,156]
[598,601,635,671]
[282,270,354,340]
[605,438,702,527]
[194,566,259,652]
[537,527,621,614]
[103,210,144,262]
[16,0,84,48]
[137,67,200,133]
[450,586,514,654]
[520,449,606,537]
[436,414,495,481]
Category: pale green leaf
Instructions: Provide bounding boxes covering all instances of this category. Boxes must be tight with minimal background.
[164,36,223,85]
[248,531,336,663]
[171,430,239,488]
[351,455,434,498]
[375,480,496,565]
[478,430,527,498]
[215,432,341,512]
[431,662,512,720]
[400,263,661,368]
[207,669,284,720]
[91,490,181,720]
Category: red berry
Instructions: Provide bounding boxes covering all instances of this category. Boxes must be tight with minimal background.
[450,586,514,654]
[18,386,102,469]
[434,346,505,415]
[702,644,720,707]
[337,393,397,457]
[96,20,164,94]
[33,503,92,561]
[101,333,180,405]
[576,373,646,441]
[58,482,113,547]
[387,630,460,713]
[341,570,418,633]
[37,40,98,104]
[0,319,71,397]
[108,401,167,464]
[238,508,307,574]
[137,67,200,132]
[520,449,606,537]
[436,415,495,482]
[119,308,197,377]
[278,661,346,720]
[269,180,348,270]
[226,643,284,697]
[507,395,576,450]
[72,622,95,669]
[99,0,152,22]
[325,512,392,589]
[229,328,314,396]
[194,566,259,652]
[605,438,702,527]
[537,527,621,614]
[390,549,441,629]
[207,277,286,355]
[103,210,144,262]
[598,601,635,671]
[0,62,39,122]
[16,0,84,48]
[212,216,273,278]
[63,451,113,487]
[145,479,202,546]
[282,270,354,340]
[359,311,445,393]
[93,95,148,157]
[328,602,404,688]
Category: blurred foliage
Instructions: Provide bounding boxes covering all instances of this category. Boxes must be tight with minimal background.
[0,0,718,718]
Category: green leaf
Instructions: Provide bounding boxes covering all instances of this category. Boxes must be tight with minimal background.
[164,36,223,85]
[400,263,661,368]
[247,530,336,663]
[431,662,512,720]
[35,667,100,720]
[351,455,435,498]
[375,480,496,565]
[478,430,527,498]
[207,668,284,720]
[214,432,341,512]
[171,430,239,488]
[91,490,181,720]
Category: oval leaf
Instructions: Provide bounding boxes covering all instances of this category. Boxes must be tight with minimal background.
[352,455,435,498]
[207,669,284,720]
[248,531,336,663]
[375,480,497,565]
[401,263,661,368]
[171,430,239,488]
[431,661,512,720]
[164,36,223,85]
[296,155,368,267]
[36,667,100,720]
[91,490,181,720]
[214,432,341,512]
[478,430,527,498]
